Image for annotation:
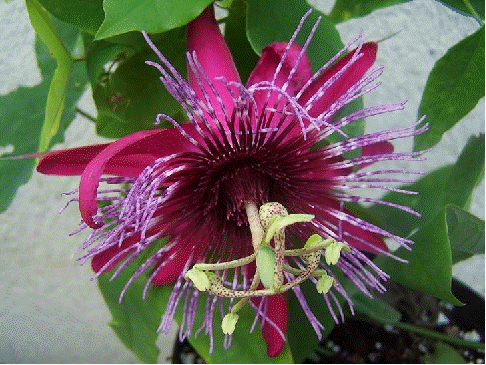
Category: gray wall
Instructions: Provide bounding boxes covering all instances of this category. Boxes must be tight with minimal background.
[0,0,483,362]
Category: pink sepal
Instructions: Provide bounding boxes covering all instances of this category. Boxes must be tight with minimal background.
[187,5,240,132]
[300,42,378,118]
[150,244,193,285]
[360,140,394,169]
[247,42,313,134]
[262,293,288,358]
[78,128,194,229]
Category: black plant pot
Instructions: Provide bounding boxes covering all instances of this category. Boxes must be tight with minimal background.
[170,279,484,364]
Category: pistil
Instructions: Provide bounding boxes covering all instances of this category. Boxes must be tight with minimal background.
[183,201,350,335]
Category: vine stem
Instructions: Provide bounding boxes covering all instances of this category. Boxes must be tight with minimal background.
[75,107,97,122]
[393,321,485,350]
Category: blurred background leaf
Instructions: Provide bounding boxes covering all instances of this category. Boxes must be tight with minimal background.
[368,134,484,305]
[247,0,342,70]
[224,0,259,84]
[324,0,411,23]
[423,341,468,363]
[352,292,402,324]
[25,0,75,152]
[435,0,484,22]
[247,0,365,147]
[97,238,172,363]
[287,280,339,363]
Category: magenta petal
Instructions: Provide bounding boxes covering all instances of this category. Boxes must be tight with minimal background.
[246,42,312,94]
[91,234,138,273]
[79,128,194,229]
[150,244,193,285]
[300,42,378,118]
[360,141,394,169]
[37,144,110,176]
[187,5,240,129]
[262,293,288,357]
[37,144,159,177]
[246,42,313,133]
[362,141,394,156]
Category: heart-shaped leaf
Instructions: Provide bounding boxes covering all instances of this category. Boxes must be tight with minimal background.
[374,207,463,305]
[95,0,212,40]
[325,0,411,23]
[414,27,485,151]
[446,205,485,264]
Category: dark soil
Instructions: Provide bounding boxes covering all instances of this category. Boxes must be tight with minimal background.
[170,279,485,364]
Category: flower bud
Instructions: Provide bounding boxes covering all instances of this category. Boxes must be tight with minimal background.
[184,267,210,291]
[316,272,335,294]
[222,313,239,335]
[325,241,349,265]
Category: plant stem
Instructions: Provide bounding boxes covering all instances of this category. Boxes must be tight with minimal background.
[463,0,484,24]
[315,346,335,357]
[75,107,97,122]
[393,321,485,350]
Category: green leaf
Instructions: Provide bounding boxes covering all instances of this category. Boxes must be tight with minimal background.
[85,39,135,86]
[446,205,485,264]
[39,61,73,152]
[443,134,485,209]
[365,136,484,305]
[0,20,87,213]
[37,0,105,35]
[26,0,71,64]
[26,0,77,152]
[326,0,411,23]
[435,0,484,22]
[224,0,260,83]
[352,292,402,324]
[96,239,171,363]
[95,0,212,40]
[286,280,337,363]
[104,279,174,363]
[88,28,188,138]
[423,341,468,364]
[98,273,167,363]
[414,26,485,151]
[369,134,485,238]
[374,208,463,305]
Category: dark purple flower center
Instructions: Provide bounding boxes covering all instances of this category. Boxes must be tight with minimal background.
[218,159,270,225]
[190,129,327,229]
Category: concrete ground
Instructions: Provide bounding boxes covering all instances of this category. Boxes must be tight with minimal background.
[0,0,483,362]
